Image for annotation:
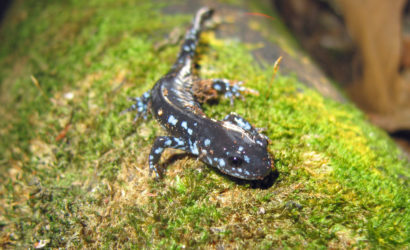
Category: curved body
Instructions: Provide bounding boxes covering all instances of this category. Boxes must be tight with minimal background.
[127,7,274,180]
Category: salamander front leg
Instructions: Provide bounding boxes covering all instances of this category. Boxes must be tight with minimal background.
[223,113,269,145]
[149,136,188,178]
[223,113,256,134]
[121,90,151,121]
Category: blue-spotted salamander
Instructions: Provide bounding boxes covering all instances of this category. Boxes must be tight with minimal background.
[123,7,274,180]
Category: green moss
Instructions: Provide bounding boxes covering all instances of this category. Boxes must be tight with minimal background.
[0,0,409,249]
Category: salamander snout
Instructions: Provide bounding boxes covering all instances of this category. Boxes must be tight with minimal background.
[206,137,273,180]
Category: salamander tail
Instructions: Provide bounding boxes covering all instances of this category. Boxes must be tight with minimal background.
[172,7,214,70]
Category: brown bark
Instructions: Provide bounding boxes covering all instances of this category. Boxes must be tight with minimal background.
[338,0,410,130]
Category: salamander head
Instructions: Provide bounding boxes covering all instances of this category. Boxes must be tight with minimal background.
[201,121,274,180]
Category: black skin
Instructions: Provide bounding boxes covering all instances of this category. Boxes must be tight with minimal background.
[124,7,274,180]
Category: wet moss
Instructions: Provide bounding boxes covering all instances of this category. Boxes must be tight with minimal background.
[0,0,408,248]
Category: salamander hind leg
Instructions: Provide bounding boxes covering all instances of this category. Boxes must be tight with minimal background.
[149,136,188,178]
[121,90,151,121]
[193,79,258,105]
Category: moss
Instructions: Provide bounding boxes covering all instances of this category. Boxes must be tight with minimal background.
[0,0,409,248]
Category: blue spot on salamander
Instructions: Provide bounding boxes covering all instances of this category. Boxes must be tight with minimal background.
[168,115,178,126]
[174,138,185,146]
[190,140,199,155]
[213,83,222,91]
[165,139,172,146]
[218,159,225,167]
[244,155,250,163]
[234,117,252,131]
[154,147,163,154]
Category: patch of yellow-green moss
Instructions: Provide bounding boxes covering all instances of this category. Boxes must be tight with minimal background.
[0,0,408,248]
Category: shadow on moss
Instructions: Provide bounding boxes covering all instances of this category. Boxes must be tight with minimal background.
[160,152,280,189]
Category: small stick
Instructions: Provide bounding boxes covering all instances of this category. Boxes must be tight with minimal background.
[30,75,49,100]
[270,56,283,86]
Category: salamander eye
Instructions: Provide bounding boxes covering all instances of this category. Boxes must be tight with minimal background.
[229,156,243,166]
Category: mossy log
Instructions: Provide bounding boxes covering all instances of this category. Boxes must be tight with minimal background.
[0,0,408,248]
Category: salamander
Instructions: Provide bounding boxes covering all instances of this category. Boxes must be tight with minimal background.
[123,7,274,180]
